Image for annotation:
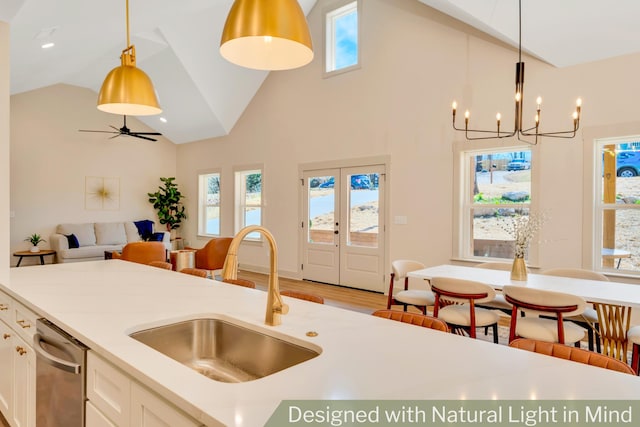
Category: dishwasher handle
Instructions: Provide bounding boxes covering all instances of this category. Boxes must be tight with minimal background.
[33,333,82,374]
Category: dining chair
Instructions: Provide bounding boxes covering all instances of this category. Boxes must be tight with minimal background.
[626,325,640,375]
[372,309,448,332]
[188,237,234,276]
[111,242,167,265]
[180,267,208,278]
[386,260,435,315]
[541,268,609,352]
[148,261,172,270]
[503,285,587,346]
[222,278,256,288]
[509,338,635,375]
[473,262,516,314]
[430,276,500,342]
[281,290,324,304]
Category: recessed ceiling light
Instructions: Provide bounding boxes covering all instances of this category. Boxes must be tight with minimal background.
[159,117,167,123]
[41,42,55,49]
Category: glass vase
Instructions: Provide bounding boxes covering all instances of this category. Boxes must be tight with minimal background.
[511,256,527,281]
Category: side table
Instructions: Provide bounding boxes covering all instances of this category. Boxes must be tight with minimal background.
[13,250,56,267]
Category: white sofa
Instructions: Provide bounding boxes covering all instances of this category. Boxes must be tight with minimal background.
[50,221,171,263]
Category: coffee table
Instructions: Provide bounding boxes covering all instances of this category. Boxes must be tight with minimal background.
[13,249,56,267]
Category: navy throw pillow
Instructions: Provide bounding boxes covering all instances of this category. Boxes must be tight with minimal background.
[148,232,165,242]
[134,220,154,240]
[65,234,80,249]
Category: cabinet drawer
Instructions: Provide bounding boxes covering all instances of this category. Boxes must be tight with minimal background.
[0,292,11,324]
[131,383,202,427]
[87,352,131,427]
[86,400,118,427]
[12,301,38,343]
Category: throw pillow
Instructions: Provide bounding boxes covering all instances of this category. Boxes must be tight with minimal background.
[148,232,165,242]
[134,220,155,240]
[65,234,80,249]
[57,223,96,247]
[95,222,127,245]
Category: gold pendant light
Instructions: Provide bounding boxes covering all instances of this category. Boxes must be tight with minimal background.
[220,0,313,71]
[97,0,161,116]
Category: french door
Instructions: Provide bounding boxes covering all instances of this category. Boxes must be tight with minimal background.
[302,165,385,292]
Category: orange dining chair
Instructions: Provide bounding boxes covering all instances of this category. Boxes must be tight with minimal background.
[387,260,435,314]
[222,278,256,289]
[148,261,172,270]
[503,285,587,346]
[430,276,500,343]
[509,338,635,375]
[111,242,167,265]
[189,237,233,276]
[281,290,324,304]
[541,268,609,352]
[180,267,208,278]
[627,326,640,375]
[372,309,448,332]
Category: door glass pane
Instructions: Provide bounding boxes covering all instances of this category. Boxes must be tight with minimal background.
[347,173,378,247]
[308,175,335,244]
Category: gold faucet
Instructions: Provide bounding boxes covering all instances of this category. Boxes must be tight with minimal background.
[221,225,289,326]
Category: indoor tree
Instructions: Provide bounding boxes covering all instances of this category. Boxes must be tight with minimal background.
[148,177,187,232]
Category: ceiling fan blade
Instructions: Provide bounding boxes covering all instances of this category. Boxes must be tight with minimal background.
[108,134,122,140]
[130,131,162,136]
[79,129,119,134]
[129,134,158,142]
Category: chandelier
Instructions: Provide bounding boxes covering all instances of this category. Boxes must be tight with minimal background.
[451,0,581,144]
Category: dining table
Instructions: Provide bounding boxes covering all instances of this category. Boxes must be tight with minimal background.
[408,264,640,361]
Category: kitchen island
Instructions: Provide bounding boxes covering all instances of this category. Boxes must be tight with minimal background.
[4,260,640,426]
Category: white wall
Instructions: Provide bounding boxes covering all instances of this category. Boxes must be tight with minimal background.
[175,0,640,281]
[0,21,9,282]
[9,84,177,266]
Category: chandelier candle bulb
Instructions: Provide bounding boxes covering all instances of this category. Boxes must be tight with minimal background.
[464,110,469,127]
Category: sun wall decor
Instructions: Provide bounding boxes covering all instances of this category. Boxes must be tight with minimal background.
[85,176,120,210]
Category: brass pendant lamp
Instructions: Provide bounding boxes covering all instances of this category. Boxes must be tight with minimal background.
[220,0,313,71]
[97,0,161,116]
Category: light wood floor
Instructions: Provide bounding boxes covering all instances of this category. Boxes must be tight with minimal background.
[237,270,390,314]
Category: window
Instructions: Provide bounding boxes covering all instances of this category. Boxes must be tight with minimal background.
[324,0,359,75]
[595,138,640,272]
[235,167,263,240]
[198,171,221,236]
[460,148,534,261]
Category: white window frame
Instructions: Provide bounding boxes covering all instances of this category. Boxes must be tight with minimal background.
[593,136,640,274]
[197,170,221,237]
[323,0,361,77]
[234,166,264,241]
[455,146,538,264]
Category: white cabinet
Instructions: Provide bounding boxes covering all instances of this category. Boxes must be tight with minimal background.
[0,291,37,427]
[0,320,13,417]
[86,352,202,427]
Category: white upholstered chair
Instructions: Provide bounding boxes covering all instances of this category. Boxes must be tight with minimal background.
[431,276,500,343]
[503,285,587,346]
[386,260,435,315]
[473,262,516,314]
[541,268,609,352]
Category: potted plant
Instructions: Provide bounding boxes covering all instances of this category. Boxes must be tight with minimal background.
[148,177,187,233]
[25,233,46,253]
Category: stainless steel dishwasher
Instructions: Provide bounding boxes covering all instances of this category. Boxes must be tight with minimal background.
[34,318,89,427]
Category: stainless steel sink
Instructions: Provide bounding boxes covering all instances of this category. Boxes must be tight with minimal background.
[129,318,320,383]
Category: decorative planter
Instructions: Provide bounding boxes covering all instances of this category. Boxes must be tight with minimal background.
[29,246,40,253]
[511,256,527,281]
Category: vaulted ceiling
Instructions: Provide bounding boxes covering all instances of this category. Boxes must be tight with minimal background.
[3,0,640,144]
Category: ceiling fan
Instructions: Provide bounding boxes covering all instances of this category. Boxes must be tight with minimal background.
[79,116,162,141]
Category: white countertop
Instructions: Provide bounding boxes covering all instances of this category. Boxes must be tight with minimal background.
[5,261,640,427]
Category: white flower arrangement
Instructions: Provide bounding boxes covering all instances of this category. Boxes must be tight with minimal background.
[501,212,547,258]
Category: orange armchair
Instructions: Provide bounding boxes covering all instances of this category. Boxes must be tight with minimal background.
[111,242,167,265]
[191,237,233,271]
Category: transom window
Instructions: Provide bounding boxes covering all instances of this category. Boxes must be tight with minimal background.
[461,149,534,261]
[324,0,359,75]
[198,171,221,236]
[594,138,640,272]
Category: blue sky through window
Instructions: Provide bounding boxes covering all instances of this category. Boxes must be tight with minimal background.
[334,11,358,69]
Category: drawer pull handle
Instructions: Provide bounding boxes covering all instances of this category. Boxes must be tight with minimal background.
[0,304,8,311]
[2,333,10,340]
[16,319,31,329]
[15,346,27,356]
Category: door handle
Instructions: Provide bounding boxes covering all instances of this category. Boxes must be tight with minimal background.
[33,333,82,374]
[334,230,339,234]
